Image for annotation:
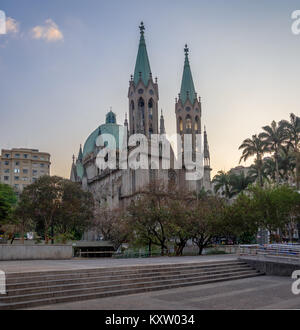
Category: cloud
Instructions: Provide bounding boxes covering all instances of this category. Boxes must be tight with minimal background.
[31,19,63,42]
[6,17,19,34]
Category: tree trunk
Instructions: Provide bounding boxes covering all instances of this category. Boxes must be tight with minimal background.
[198,245,204,255]
[296,150,300,190]
[148,240,152,256]
[274,152,280,184]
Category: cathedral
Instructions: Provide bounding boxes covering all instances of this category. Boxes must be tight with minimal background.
[70,22,212,209]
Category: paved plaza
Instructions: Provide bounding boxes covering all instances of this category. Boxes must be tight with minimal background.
[0,255,299,310]
[29,275,299,310]
[0,255,236,274]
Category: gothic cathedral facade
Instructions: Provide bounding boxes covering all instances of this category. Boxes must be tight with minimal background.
[70,22,212,209]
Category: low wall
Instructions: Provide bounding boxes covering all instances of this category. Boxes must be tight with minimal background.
[239,256,300,276]
[0,244,73,260]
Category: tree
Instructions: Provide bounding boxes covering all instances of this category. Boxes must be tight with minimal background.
[16,176,94,244]
[212,171,254,199]
[260,120,287,183]
[0,183,17,224]
[92,204,130,251]
[166,187,194,256]
[279,113,300,189]
[239,134,268,186]
[247,184,300,240]
[224,193,259,243]
[212,171,232,198]
[127,181,172,256]
[229,172,255,196]
[190,196,226,255]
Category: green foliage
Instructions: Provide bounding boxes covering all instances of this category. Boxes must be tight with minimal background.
[212,171,255,198]
[0,183,17,224]
[14,176,94,244]
[239,113,300,188]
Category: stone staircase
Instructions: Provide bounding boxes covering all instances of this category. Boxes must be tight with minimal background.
[0,260,263,309]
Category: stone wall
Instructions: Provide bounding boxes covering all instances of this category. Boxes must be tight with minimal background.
[239,256,300,276]
[0,245,73,260]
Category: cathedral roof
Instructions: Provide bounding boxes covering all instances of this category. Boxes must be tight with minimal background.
[133,22,152,86]
[180,45,197,105]
[82,112,125,159]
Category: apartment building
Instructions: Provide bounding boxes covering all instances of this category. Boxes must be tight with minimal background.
[0,148,51,191]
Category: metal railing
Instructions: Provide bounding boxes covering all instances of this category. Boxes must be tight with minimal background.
[238,244,300,263]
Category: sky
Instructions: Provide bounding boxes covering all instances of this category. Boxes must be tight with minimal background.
[0,0,300,178]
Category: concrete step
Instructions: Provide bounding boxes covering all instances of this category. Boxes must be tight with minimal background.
[0,271,264,310]
[1,270,259,304]
[6,264,251,289]
[5,266,253,296]
[6,260,245,282]
[0,261,263,310]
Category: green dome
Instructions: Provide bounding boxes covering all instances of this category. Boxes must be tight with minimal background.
[82,123,125,159]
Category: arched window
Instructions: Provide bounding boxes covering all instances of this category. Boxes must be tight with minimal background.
[194,116,200,132]
[138,97,145,131]
[186,115,192,130]
[179,117,183,132]
[148,99,153,120]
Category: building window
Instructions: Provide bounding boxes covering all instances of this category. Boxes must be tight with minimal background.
[24,154,28,159]
[4,161,9,166]
[23,169,28,174]
[179,117,183,132]
[14,176,19,181]
[40,164,45,168]
[15,154,20,158]
[4,176,9,181]
[33,170,38,175]
[186,115,192,130]
[33,155,38,159]
[4,169,9,173]
[15,161,20,166]
[14,168,20,174]
[5,154,10,158]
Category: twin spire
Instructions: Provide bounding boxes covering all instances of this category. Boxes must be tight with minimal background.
[133,22,152,86]
[133,23,197,105]
[180,44,196,104]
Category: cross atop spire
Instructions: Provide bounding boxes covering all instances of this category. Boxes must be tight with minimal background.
[139,21,145,35]
[184,44,189,57]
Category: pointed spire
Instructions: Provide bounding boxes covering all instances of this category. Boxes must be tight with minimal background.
[72,154,75,164]
[160,109,166,134]
[78,144,83,162]
[204,127,210,160]
[133,22,152,86]
[180,44,196,105]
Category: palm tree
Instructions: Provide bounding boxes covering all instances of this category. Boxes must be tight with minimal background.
[278,145,296,182]
[212,171,232,198]
[260,120,286,183]
[229,172,255,196]
[279,113,300,189]
[239,134,268,186]
[262,157,276,181]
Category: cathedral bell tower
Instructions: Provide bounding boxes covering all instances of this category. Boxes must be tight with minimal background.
[175,45,212,191]
[175,45,202,157]
[128,22,159,138]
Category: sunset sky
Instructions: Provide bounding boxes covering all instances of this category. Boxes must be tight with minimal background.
[1,0,300,177]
